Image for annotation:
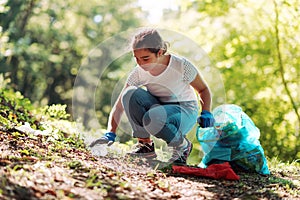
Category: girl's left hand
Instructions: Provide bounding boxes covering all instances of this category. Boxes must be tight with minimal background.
[197,110,215,128]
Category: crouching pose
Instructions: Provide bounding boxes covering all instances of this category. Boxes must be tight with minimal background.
[90,28,214,164]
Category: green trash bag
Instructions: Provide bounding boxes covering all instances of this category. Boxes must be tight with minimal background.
[197,104,270,175]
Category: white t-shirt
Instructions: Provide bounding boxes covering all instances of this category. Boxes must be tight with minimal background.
[126,54,198,103]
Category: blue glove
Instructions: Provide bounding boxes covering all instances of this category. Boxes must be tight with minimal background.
[89,132,116,147]
[197,110,215,128]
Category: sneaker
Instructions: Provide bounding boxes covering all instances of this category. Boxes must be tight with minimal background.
[169,138,193,165]
[129,141,157,159]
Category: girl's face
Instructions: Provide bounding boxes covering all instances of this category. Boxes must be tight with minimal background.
[133,48,161,71]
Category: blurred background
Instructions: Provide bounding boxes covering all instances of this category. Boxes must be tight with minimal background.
[0,0,299,163]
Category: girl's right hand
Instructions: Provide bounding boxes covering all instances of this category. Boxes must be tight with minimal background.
[89,132,116,147]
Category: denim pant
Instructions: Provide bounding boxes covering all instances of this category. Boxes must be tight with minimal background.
[121,86,199,147]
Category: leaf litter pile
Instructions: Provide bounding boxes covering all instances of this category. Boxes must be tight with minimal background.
[1,126,300,200]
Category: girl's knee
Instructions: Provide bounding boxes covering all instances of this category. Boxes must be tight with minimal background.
[143,106,166,126]
[122,86,138,99]
[121,86,139,106]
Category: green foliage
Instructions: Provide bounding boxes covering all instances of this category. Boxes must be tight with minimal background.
[0,0,142,107]
[194,0,239,16]
[67,160,83,170]
[95,53,133,127]
[85,172,104,188]
[0,76,36,128]
[41,104,70,120]
[174,0,300,162]
[0,74,86,154]
[210,1,299,161]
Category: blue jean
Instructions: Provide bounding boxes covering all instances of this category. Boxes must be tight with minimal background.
[121,86,199,147]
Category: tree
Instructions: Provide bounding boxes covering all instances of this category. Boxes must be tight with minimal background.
[159,0,299,161]
[0,0,142,111]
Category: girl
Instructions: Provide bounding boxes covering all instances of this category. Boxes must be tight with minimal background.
[90,28,214,164]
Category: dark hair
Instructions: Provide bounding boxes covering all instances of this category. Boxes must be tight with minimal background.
[131,29,169,54]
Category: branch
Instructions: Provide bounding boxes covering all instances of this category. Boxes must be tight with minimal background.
[19,0,36,33]
[273,0,300,124]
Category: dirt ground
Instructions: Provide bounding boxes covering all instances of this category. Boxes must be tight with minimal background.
[0,130,300,200]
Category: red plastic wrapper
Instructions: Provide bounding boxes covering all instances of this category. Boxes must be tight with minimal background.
[172,162,240,180]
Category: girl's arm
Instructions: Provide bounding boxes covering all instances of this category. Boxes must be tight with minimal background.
[89,84,129,147]
[190,73,212,112]
[107,84,129,133]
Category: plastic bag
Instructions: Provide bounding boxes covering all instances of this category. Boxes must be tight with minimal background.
[197,104,270,175]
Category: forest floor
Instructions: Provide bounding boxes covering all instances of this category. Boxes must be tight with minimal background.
[1,128,300,200]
